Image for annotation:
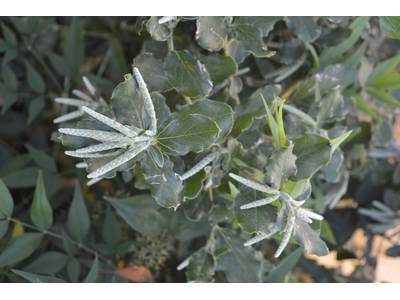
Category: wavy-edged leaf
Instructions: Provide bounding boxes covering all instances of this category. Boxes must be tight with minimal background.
[184,169,207,200]
[291,133,332,181]
[265,144,297,189]
[227,39,249,64]
[184,191,212,221]
[234,186,277,235]
[195,16,228,51]
[232,24,275,58]
[0,232,43,268]
[286,16,321,43]
[209,202,234,226]
[146,16,172,41]
[234,16,284,36]
[293,219,329,256]
[292,65,358,100]
[282,179,311,201]
[141,152,183,209]
[156,113,220,156]
[135,16,149,35]
[164,50,212,98]
[132,53,173,93]
[67,181,90,242]
[215,227,262,283]
[30,170,53,231]
[186,248,216,283]
[201,55,237,86]
[106,194,168,236]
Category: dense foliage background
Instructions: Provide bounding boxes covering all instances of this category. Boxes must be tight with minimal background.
[1,16,400,283]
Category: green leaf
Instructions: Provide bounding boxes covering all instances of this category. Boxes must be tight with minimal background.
[277,98,287,147]
[0,179,14,218]
[2,63,17,91]
[146,16,172,41]
[319,17,370,68]
[366,53,400,86]
[293,220,329,256]
[292,65,358,100]
[30,170,53,230]
[320,220,337,245]
[151,92,171,125]
[0,232,43,268]
[306,43,320,69]
[25,60,46,94]
[342,89,381,122]
[330,130,353,153]
[195,16,228,51]
[215,227,262,283]
[62,230,76,256]
[164,50,213,98]
[380,17,400,39]
[67,257,80,282]
[229,75,242,102]
[102,206,122,247]
[135,16,149,35]
[141,152,183,209]
[209,203,234,226]
[236,85,282,116]
[227,39,250,64]
[313,88,344,122]
[12,270,66,283]
[282,179,311,201]
[132,53,173,93]
[0,219,8,240]
[0,154,31,177]
[234,186,277,235]
[23,251,69,274]
[25,143,57,173]
[266,246,304,283]
[201,55,237,86]
[186,248,216,283]
[156,113,220,156]
[47,52,72,76]
[291,133,332,181]
[368,74,400,90]
[184,191,212,221]
[84,254,98,283]
[286,17,321,43]
[340,39,368,68]
[1,167,39,188]
[28,96,46,125]
[232,24,275,58]
[234,16,284,36]
[106,194,168,236]
[261,94,279,148]
[67,181,90,242]
[64,16,85,74]
[184,169,207,200]
[0,22,17,47]
[108,40,129,83]
[266,144,297,189]
[110,74,147,131]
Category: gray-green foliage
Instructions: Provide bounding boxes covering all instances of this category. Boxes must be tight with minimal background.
[1,16,399,284]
